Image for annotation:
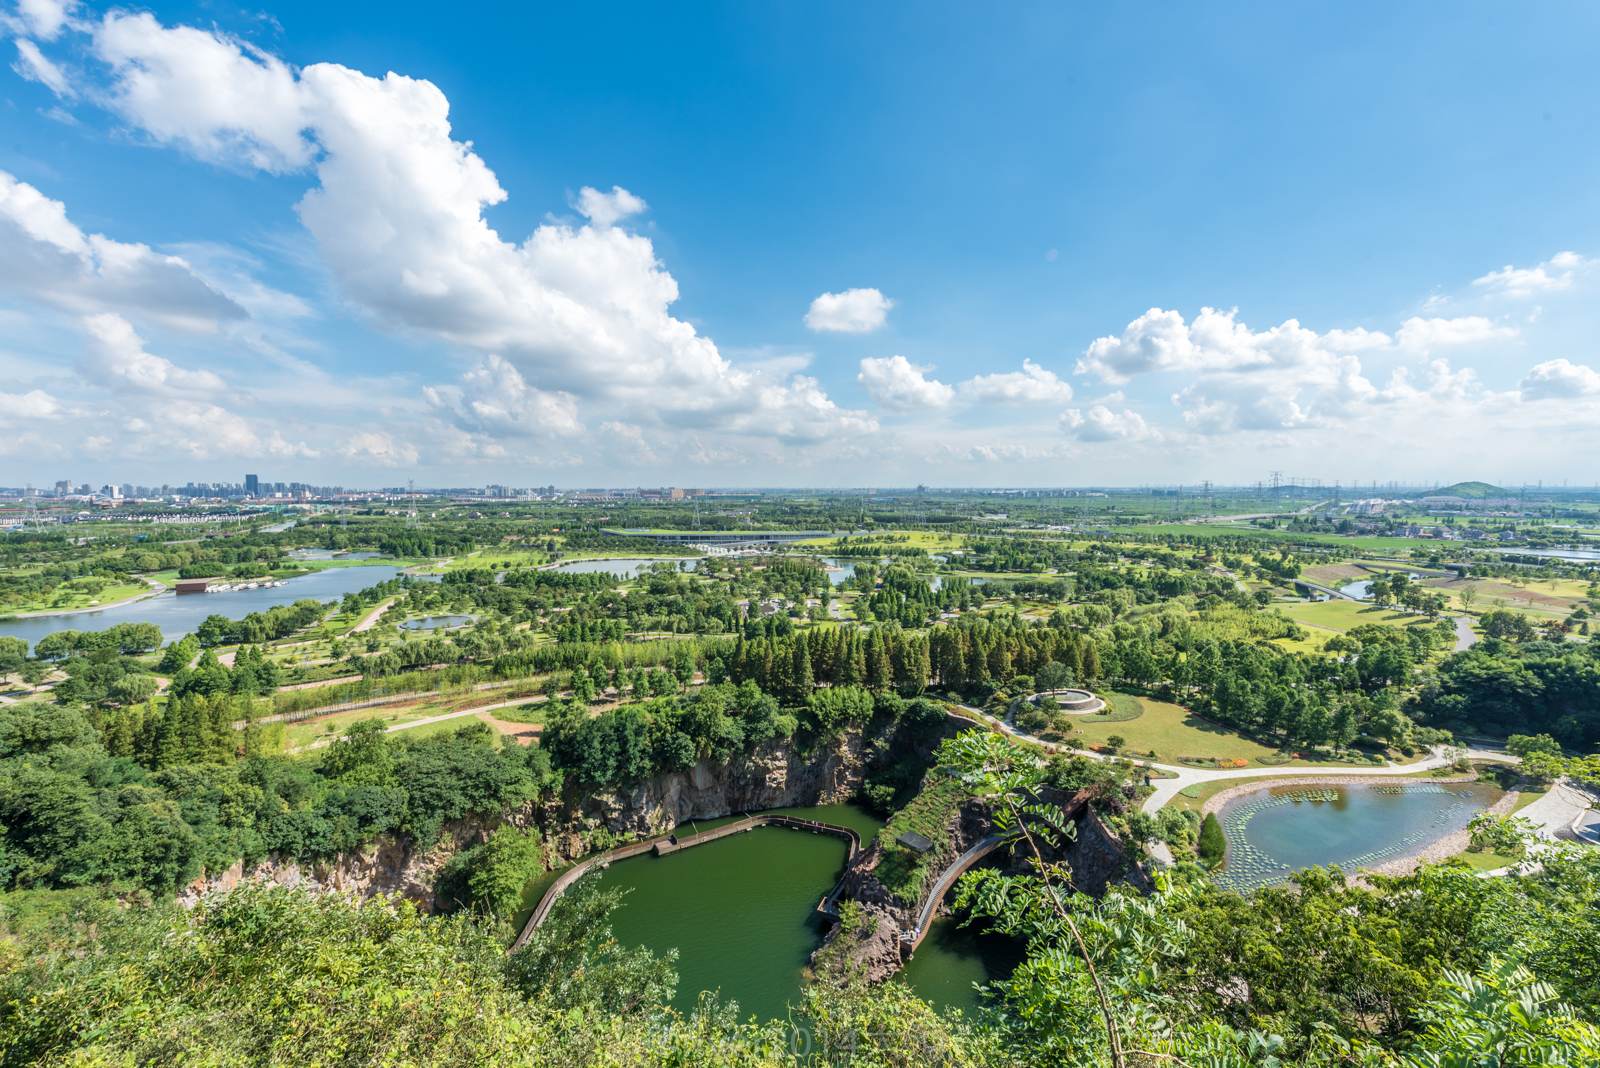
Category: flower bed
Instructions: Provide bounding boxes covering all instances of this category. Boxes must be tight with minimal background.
[1178,756,1250,769]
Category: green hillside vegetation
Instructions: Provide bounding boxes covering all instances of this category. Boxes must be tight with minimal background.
[1433,480,1510,498]
[5,501,1600,1064]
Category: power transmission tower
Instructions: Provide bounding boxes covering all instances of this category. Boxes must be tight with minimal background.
[1269,471,1283,508]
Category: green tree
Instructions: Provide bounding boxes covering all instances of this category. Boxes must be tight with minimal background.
[320,718,397,787]
[467,824,544,916]
[1197,812,1226,866]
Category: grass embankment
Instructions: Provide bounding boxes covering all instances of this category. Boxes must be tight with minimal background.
[873,776,966,906]
[1452,849,1524,872]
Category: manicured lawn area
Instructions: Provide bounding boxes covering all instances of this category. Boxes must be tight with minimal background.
[1452,849,1522,871]
[1066,698,1376,770]
[1,582,154,614]
[284,701,453,750]
[1164,775,1257,814]
[1510,786,1549,815]
[1277,600,1437,634]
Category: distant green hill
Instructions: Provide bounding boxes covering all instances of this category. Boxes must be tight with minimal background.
[1431,481,1509,499]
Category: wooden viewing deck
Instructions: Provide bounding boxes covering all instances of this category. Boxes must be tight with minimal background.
[509,813,861,954]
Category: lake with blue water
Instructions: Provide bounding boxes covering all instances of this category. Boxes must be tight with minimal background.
[1213,781,1499,892]
[0,565,402,647]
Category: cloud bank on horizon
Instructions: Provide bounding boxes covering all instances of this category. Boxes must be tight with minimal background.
[1,3,1597,484]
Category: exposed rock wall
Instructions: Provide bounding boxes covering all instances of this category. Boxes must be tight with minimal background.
[560,734,870,851]
[176,731,883,909]
[174,806,538,911]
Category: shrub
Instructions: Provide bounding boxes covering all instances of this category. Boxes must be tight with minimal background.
[1198,812,1226,866]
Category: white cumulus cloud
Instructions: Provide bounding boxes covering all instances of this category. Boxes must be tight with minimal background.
[857,355,954,410]
[1519,358,1600,401]
[1394,315,1516,351]
[805,287,893,333]
[76,11,871,450]
[959,359,1073,404]
[1473,251,1593,298]
[575,185,647,229]
[1061,405,1158,442]
[424,354,582,438]
[7,0,80,40]
[0,169,245,329]
[75,312,228,396]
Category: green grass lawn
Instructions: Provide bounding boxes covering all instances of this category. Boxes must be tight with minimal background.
[1510,786,1549,815]
[1451,849,1523,871]
[1066,698,1369,769]
[1277,599,1438,634]
[1164,775,1259,815]
[283,696,473,750]
[2,581,154,614]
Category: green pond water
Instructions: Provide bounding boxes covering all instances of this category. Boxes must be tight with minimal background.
[519,803,1023,1023]
[1214,781,1501,892]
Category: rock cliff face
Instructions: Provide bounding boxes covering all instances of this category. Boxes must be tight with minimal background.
[559,734,869,848]
[176,733,874,910]
[173,806,537,911]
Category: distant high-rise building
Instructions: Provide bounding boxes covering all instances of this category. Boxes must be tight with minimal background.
[54,480,72,495]
[244,474,260,496]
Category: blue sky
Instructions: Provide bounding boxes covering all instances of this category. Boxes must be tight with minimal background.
[2,0,1599,488]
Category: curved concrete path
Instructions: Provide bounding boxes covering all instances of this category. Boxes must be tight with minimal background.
[901,833,1004,954]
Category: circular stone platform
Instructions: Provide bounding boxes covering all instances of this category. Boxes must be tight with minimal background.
[1034,689,1105,715]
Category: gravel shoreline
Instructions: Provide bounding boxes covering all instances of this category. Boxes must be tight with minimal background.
[1202,773,1518,882]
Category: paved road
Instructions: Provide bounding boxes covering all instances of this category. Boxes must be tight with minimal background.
[1453,615,1478,651]
[954,701,1474,808]
[1137,747,1492,812]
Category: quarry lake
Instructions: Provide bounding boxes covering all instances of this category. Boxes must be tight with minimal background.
[1213,781,1500,892]
[519,802,1022,1023]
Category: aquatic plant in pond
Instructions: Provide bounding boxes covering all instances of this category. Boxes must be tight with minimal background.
[1212,782,1497,892]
